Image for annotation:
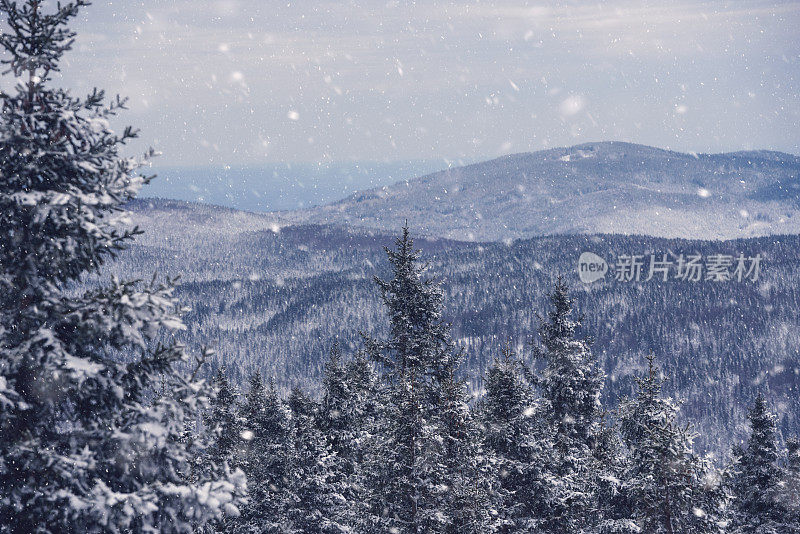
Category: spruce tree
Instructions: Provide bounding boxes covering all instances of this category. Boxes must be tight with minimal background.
[206,368,243,473]
[320,344,350,454]
[620,355,723,534]
[320,344,371,472]
[729,394,794,533]
[535,277,604,453]
[480,342,553,532]
[240,371,264,417]
[533,278,605,532]
[0,2,244,531]
[591,411,639,534]
[784,439,800,529]
[239,371,266,441]
[286,387,348,533]
[233,379,294,533]
[319,345,379,527]
[363,226,486,533]
[788,438,800,476]
[438,350,498,533]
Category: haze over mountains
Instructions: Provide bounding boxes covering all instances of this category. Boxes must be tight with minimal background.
[285,141,800,241]
[144,160,452,212]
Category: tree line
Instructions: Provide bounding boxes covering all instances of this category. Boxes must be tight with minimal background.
[200,227,800,533]
[112,205,800,453]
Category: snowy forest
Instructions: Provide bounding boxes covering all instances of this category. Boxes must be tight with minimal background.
[108,211,800,455]
[0,1,799,533]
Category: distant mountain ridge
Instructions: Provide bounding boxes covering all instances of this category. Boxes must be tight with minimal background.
[283,142,800,241]
[117,143,800,452]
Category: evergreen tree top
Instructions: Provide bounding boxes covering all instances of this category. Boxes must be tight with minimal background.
[621,354,678,441]
[748,394,777,440]
[367,225,454,380]
[323,343,347,397]
[0,0,153,291]
[534,279,603,452]
[483,341,533,419]
[727,393,789,532]
[636,353,664,405]
[742,392,780,473]
[246,370,264,397]
[213,367,236,398]
[289,386,315,418]
[0,0,89,80]
[375,224,436,305]
[538,276,584,347]
[788,439,800,470]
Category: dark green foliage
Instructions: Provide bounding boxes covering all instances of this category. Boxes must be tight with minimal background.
[533,278,607,532]
[784,439,800,529]
[0,2,244,531]
[286,387,348,533]
[362,226,493,533]
[620,355,723,533]
[437,350,498,534]
[480,343,553,532]
[535,277,604,454]
[233,378,294,533]
[319,346,379,526]
[729,395,797,533]
[206,368,243,472]
[592,412,640,534]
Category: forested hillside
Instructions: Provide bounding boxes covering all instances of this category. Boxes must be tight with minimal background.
[111,199,800,453]
[285,142,800,241]
[199,229,800,533]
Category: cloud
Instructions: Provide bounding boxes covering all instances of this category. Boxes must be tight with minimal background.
[51,0,800,164]
[560,95,585,117]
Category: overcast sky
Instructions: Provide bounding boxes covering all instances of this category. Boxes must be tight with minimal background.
[52,0,800,166]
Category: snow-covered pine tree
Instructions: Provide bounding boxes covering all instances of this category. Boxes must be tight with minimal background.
[234,370,265,500]
[620,354,723,534]
[320,344,350,452]
[232,378,294,533]
[728,394,795,533]
[591,411,639,534]
[363,226,485,533]
[0,2,244,531]
[286,387,349,533]
[535,277,604,453]
[205,368,243,474]
[788,438,800,476]
[533,278,606,532]
[199,369,245,533]
[320,343,369,473]
[479,342,553,533]
[240,371,266,437]
[319,345,379,527]
[437,349,498,534]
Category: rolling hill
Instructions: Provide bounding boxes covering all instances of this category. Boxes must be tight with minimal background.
[114,198,800,454]
[285,142,800,241]
[113,143,800,453]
